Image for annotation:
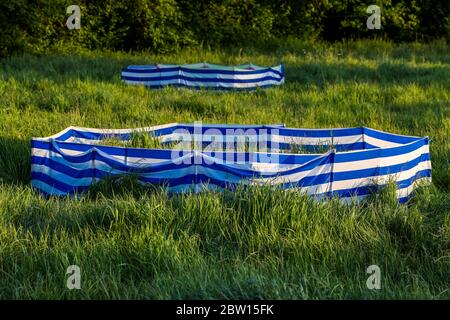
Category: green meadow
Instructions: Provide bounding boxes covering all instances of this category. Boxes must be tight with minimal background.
[0,40,449,299]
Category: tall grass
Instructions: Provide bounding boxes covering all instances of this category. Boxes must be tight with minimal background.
[0,40,449,299]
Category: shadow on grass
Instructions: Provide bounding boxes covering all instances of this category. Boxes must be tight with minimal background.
[0,136,30,186]
[285,61,450,88]
[0,54,139,84]
[2,176,159,237]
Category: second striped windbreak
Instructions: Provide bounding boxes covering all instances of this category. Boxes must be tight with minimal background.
[31,123,431,203]
[121,63,284,90]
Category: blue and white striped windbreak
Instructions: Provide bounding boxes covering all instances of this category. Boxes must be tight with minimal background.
[31,123,431,203]
[121,63,284,90]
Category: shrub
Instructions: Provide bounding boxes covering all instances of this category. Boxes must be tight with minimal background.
[0,0,448,57]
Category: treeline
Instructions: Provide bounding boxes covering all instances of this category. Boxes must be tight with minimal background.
[1,0,449,56]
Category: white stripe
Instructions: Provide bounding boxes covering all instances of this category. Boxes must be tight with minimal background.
[271,134,362,146]
[32,142,430,172]
[32,165,94,187]
[251,161,333,185]
[397,176,432,198]
[363,135,403,148]
[331,160,431,192]
[33,123,179,142]
[122,70,283,80]
[31,180,71,196]
[333,144,430,172]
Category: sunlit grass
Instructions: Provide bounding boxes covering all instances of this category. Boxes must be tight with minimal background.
[0,40,449,299]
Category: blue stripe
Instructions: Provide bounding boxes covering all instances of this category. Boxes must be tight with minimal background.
[277,127,363,138]
[32,172,90,194]
[31,148,429,195]
[122,65,284,77]
[32,153,192,174]
[32,140,321,165]
[335,138,428,163]
[122,74,283,84]
[276,142,366,152]
[327,169,431,198]
[333,153,430,182]
[139,83,281,91]
[32,168,430,200]
[31,149,332,182]
[364,127,421,144]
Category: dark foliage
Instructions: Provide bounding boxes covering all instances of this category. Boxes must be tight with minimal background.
[0,0,449,56]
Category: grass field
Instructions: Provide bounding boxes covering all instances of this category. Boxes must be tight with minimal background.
[0,40,449,299]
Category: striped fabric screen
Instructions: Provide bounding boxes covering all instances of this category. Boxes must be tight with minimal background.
[31,123,431,203]
[121,63,284,90]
